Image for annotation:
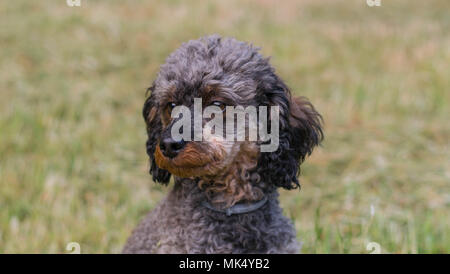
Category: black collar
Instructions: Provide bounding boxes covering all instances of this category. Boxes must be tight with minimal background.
[201,196,268,216]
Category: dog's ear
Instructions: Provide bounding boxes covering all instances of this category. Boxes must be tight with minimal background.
[257,77,323,190]
[143,85,171,184]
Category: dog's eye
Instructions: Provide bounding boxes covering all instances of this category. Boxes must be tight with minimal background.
[210,101,226,111]
[166,102,177,114]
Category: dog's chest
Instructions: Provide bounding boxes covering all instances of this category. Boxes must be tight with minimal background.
[152,202,298,254]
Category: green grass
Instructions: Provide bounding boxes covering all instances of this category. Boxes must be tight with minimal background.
[0,0,449,253]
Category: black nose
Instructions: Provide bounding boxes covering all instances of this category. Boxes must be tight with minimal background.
[160,138,186,158]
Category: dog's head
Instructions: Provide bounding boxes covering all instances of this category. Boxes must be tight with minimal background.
[143,35,323,206]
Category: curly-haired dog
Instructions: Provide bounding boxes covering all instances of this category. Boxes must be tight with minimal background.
[123,35,323,254]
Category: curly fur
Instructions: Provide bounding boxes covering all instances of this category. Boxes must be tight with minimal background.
[123,35,323,254]
[123,179,298,253]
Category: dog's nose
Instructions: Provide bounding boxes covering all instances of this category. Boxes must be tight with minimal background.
[160,138,186,158]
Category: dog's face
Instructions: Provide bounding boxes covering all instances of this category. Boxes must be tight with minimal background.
[143,36,322,206]
[152,85,256,179]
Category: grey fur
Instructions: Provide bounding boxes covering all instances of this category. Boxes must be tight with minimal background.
[152,35,268,105]
[123,178,299,254]
[123,35,322,254]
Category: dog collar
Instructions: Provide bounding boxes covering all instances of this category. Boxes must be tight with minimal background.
[201,196,268,216]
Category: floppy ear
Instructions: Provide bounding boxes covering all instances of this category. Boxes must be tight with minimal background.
[257,77,323,190]
[288,95,323,166]
[143,85,171,184]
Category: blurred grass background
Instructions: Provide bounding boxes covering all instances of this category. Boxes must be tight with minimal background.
[0,0,449,253]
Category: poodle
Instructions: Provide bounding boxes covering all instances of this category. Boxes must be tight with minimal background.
[123,35,323,254]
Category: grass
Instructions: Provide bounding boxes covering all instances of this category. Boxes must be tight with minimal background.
[0,0,449,253]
